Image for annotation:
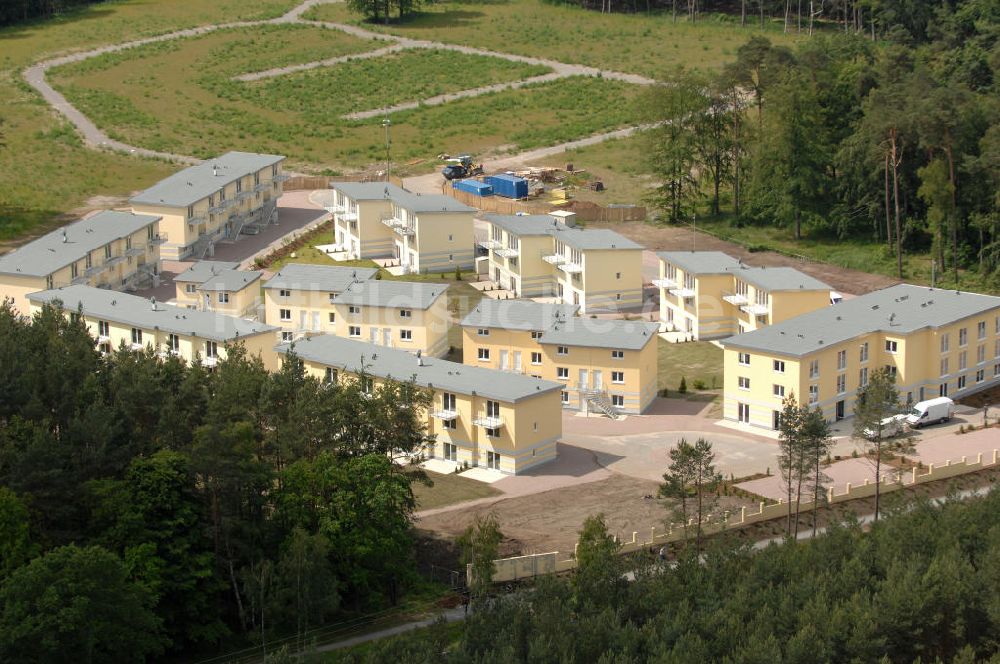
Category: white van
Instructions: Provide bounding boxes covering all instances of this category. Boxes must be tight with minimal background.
[905,397,955,428]
[863,414,908,440]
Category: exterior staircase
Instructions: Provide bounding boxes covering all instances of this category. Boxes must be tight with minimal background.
[584,389,619,420]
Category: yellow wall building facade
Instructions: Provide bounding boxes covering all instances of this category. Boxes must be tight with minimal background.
[278,335,564,474]
[130,152,286,261]
[460,300,659,415]
[477,214,645,313]
[28,285,279,370]
[262,264,379,341]
[721,284,1000,429]
[383,191,477,274]
[327,182,400,260]
[0,211,164,315]
[656,251,832,340]
[172,261,261,318]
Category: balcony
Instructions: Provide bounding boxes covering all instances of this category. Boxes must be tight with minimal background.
[542,253,566,265]
[149,234,167,246]
[187,215,207,227]
[105,255,126,267]
[84,264,106,278]
[431,409,459,421]
[381,216,415,236]
[130,342,144,351]
[478,238,502,250]
[201,356,219,368]
[326,203,346,214]
[71,275,89,285]
[652,277,678,289]
[723,292,749,306]
[97,334,110,344]
[338,211,359,222]
[472,413,504,429]
[126,246,145,258]
[557,262,583,274]
[236,190,254,201]
[495,247,519,259]
[740,303,769,316]
[668,287,695,298]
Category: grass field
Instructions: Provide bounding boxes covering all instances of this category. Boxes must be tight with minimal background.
[303,0,798,79]
[529,133,653,205]
[411,469,502,511]
[657,339,723,392]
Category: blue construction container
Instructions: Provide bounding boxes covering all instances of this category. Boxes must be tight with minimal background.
[486,174,529,199]
[452,179,494,197]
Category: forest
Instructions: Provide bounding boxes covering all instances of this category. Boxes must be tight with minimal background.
[341,490,1000,663]
[0,301,436,662]
[0,0,105,26]
[644,0,1000,287]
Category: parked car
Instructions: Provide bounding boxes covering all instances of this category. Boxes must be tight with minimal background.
[905,397,955,428]
[863,414,908,440]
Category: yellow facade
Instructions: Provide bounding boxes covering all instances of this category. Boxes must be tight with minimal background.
[330,288,450,357]
[130,153,286,260]
[657,252,831,340]
[722,285,1000,429]
[387,202,476,274]
[196,280,261,318]
[0,212,163,315]
[282,336,563,474]
[328,185,396,259]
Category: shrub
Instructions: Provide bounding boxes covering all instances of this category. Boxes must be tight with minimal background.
[678,376,687,393]
[692,379,706,390]
[455,265,462,281]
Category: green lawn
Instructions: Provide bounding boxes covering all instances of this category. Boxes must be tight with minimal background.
[658,339,723,392]
[411,469,501,511]
[303,0,798,79]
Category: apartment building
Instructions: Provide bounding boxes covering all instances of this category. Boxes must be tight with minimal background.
[461,299,659,415]
[332,280,451,357]
[721,284,1000,430]
[0,211,164,314]
[382,191,477,274]
[477,214,644,313]
[327,182,405,259]
[130,151,287,261]
[278,334,563,474]
[173,261,260,317]
[262,264,378,340]
[28,285,279,370]
[173,261,240,308]
[656,251,832,339]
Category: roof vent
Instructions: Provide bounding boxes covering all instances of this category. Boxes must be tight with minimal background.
[836,316,841,321]
[417,350,423,367]
[818,340,824,345]
[61,229,68,243]
[872,304,879,310]
[150,297,157,311]
[213,165,219,176]
[111,299,117,306]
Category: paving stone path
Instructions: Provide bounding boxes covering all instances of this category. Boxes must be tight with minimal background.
[22,0,657,168]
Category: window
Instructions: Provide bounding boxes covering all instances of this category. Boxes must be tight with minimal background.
[557,346,569,355]
[360,377,374,394]
[738,352,751,366]
[218,292,229,304]
[612,394,624,407]
[104,244,112,259]
[399,329,412,341]
[837,350,847,370]
[561,391,569,404]
[773,360,785,373]
[477,348,490,361]
[98,321,110,338]
[940,382,949,397]
[959,351,967,371]
[349,305,361,314]
[279,309,291,321]
[486,427,500,438]
[885,340,898,353]
[612,371,624,383]
[978,345,986,364]
[443,418,457,430]
[809,360,820,378]
[616,294,622,301]
[859,367,868,387]
[996,339,1000,358]
[99,342,110,355]
[187,204,194,218]
[611,350,624,360]
[448,234,454,242]
[322,367,337,384]
[531,331,542,340]
[616,272,621,279]
[958,375,967,390]
[738,376,750,390]
[131,328,142,346]
[808,385,819,404]
[279,289,291,297]
[885,365,898,377]
[167,334,179,353]
[185,284,197,294]
[442,442,457,461]
[531,352,542,365]
[773,384,785,398]
[281,331,293,342]
[941,334,950,352]
[71,263,78,279]
[940,358,950,376]
[836,374,846,394]
[557,367,569,379]
[976,369,985,383]
[477,328,490,336]
[737,402,750,423]
[328,313,336,323]
[978,321,987,339]
[860,342,869,362]
[205,341,218,358]
[959,328,968,346]
[400,309,412,318]
[349,326,361,337]
[442,392,456,412]
[996,363,1000,376]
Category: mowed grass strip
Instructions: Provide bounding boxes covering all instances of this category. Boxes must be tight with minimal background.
[215,48,552,118]
[657,339,724,392]
[303,0,799,79]
[411,470,502,511]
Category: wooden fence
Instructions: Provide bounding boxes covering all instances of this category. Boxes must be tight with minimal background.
[443,184,647,222]
[283,175,404,191]
[479,448,1000,584]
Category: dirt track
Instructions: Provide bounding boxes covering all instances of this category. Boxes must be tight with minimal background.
[590,221,900,296]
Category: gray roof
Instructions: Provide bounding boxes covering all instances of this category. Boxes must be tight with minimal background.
[726,266,830,292]
[548,224,643,251]
[198,269,261,292]
[480,214,558,237]
[391,190,477,214]
[0,211,161,278]
[538,317,659,350]
[722,284,1000,357]
[330,181,407,201]
[130,152,285,208]
[173,261,241,283]
[657,251,742,275]
[461,299,579,332]
[28,285,277,342]
[277,335,563,403]
[334,280,447,310]
[263,264,378,293]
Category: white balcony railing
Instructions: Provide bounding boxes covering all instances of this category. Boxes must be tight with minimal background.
[202,356,219,368]
[472,413,504,429]
[126,246,145,257]
[723,293,749,306]
[669,287,695,298]
[338,211,359,222]
[542,253,566,265]
[495,247,519,259]
[431,409,459,421]
[149,234,167,246]
[741,303,769,316]
[187,215,206,227]
[478,238,502,250]
[557,262,583,274]
[652,277,678,289]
